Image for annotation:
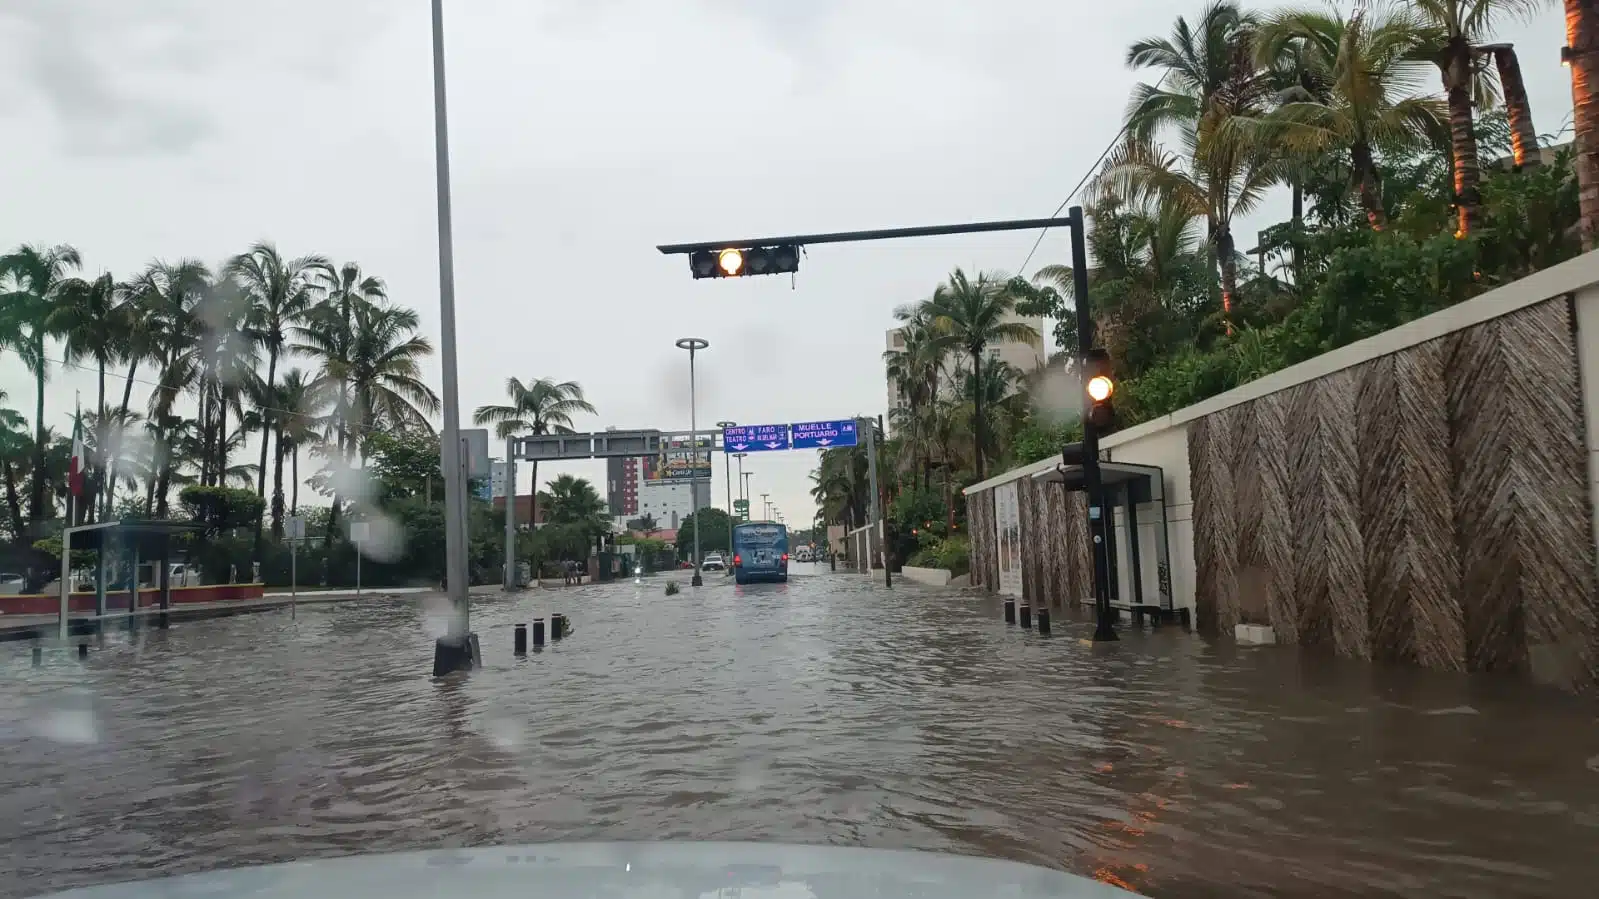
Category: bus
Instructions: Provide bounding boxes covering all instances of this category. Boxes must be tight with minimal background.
[732,521,789,585]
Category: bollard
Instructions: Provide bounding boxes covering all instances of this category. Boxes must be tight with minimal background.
[32,645,43,666]
[1004,600,1016,625]
[78,642,89,659]
[1020,604,1033,629]
[532,617,546,647]
[514,623,528,655]
[1037,607,1052,636]
[551,614,565,640]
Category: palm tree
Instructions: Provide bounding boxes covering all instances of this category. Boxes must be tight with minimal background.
[1565,0,1599,248]
[274,368,318,523]
[1411,0,1545,237]
[0,395,28,537]
[544,474,607,525]
[227,242,331,513]
[0,244,85,526]
[1480,42,1542,170]
[920,269,1040,481]
[1254,4,1447,230]
[49,271,122,515]
[472,377,596,529]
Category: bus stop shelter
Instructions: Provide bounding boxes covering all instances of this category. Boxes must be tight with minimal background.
[55,519,206,640]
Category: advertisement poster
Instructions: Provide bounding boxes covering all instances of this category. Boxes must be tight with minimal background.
[994,481,1022,597]
[649,435,712,482]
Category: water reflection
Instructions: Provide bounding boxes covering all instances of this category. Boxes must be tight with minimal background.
[3,565,1597,897]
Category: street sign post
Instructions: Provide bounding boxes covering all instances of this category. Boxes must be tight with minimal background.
[722,424,790,453]
[790,419,857,449]
[286,515,306,617]
[350,521,370,596]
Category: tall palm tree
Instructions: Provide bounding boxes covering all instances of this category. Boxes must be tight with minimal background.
[472,377,596,529]
[274,368,318,523]
[1411,0,1544,237]
[227,242,331,512]
[921,269,1040,482]
[1564,0,1599,248]
[0,243,82,526]
[50,271,122,515]
[1255,4,1447,230]
[1480,42,1542,170]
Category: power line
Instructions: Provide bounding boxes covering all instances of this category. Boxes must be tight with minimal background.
[1014,71,1172,278]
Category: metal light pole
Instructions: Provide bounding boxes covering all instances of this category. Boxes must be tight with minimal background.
[429,0,476,675]
[760,493,769,521]
[717,421,736,521]
[1070,205,1117,642]
[677,337,709,587]
[503,435,517,590]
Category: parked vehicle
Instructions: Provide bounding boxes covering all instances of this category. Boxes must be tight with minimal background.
[0,572,24,596]
[701,553,727,572]
[732,522,789,585]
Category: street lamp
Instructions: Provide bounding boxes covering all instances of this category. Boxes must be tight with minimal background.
[717,421,737,523]
[677,337,709,587]
[761,493,770,521]
[733,453,749,520]
[741,470,753,521]
[429,0,478,676]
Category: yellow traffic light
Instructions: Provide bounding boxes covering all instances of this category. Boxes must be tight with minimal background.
[718,248,743,276]
[1087,374,1114,402]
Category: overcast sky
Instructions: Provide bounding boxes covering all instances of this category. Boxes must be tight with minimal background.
[0,0,1572,527]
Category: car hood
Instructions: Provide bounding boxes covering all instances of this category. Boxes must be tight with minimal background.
[36,842,1142,898]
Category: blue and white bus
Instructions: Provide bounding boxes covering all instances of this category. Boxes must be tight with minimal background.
[731,521,789,585]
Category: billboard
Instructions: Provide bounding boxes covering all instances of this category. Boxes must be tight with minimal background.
[648,435,712,482]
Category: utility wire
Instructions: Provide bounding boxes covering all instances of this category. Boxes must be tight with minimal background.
[1014,71,1172,278]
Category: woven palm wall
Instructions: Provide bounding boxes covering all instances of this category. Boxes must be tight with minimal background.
[1190,297,1598,687]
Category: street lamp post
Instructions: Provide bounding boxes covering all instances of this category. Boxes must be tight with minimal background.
[741,470,753,521]
[861,414,890,588]
[734,453,748,520]
[429,0,477,675]
[677,337,709,587]
[760,493,769,521]
[717,421,736,523]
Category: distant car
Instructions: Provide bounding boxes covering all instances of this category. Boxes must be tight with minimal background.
[701,553,727,572]
[794,548,813,562]
[0,572,24,596]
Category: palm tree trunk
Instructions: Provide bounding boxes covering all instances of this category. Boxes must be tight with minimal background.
[4,462,23,536]
[216,398,229,485]
[1216,225,1239,332]
[105,359,139,518]
[29,349,47,527]
[257,352,277,500]
[970,343,987,481]
[94,361,107,520]
[1488,45,1541,170]
[1568,0,1599,249]
[1351,142,1388,230]
[1442,41,1483,236]
[270,428,286,539]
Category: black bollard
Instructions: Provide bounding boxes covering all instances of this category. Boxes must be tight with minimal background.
[514,623,528,655]
[1037,607,1052,636]
[1004,599,1016,625]
[532,617,546,647]
[32,645,43,666]
[1020,604,1033,629]
[78,642,89,659]
[551,614,565,640]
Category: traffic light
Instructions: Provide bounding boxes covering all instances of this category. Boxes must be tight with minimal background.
[1084,347,1115,431]
[688,244,801,279]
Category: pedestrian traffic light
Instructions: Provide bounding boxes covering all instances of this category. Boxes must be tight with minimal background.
[1084,347,1116,430]
[688,244,801,279]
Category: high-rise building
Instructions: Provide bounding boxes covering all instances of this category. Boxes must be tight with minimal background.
[607,456,641,516]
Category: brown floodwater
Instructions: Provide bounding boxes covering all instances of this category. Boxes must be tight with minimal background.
[2,566,1597,898]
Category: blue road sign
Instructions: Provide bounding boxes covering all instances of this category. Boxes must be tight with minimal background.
[723,423,790,453]
[790,419,857,450]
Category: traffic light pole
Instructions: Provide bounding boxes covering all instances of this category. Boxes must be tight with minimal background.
[1070,206,1117,642]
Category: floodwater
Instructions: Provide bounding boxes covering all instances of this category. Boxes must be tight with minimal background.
[3,565,1598,898]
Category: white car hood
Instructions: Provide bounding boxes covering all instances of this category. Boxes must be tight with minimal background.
[36,842,1142,898]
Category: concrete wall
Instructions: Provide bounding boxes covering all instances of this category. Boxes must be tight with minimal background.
[965,249,1599,689]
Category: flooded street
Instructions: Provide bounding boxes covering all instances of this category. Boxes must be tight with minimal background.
[3,566,1598,898]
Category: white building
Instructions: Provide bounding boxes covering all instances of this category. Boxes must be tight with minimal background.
[637,479,711,530]
[490,460,509,498]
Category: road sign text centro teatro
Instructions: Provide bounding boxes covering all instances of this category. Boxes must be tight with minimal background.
[723,419,858,453]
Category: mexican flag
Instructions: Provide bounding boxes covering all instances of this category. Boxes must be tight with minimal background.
[69,411,85,499]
